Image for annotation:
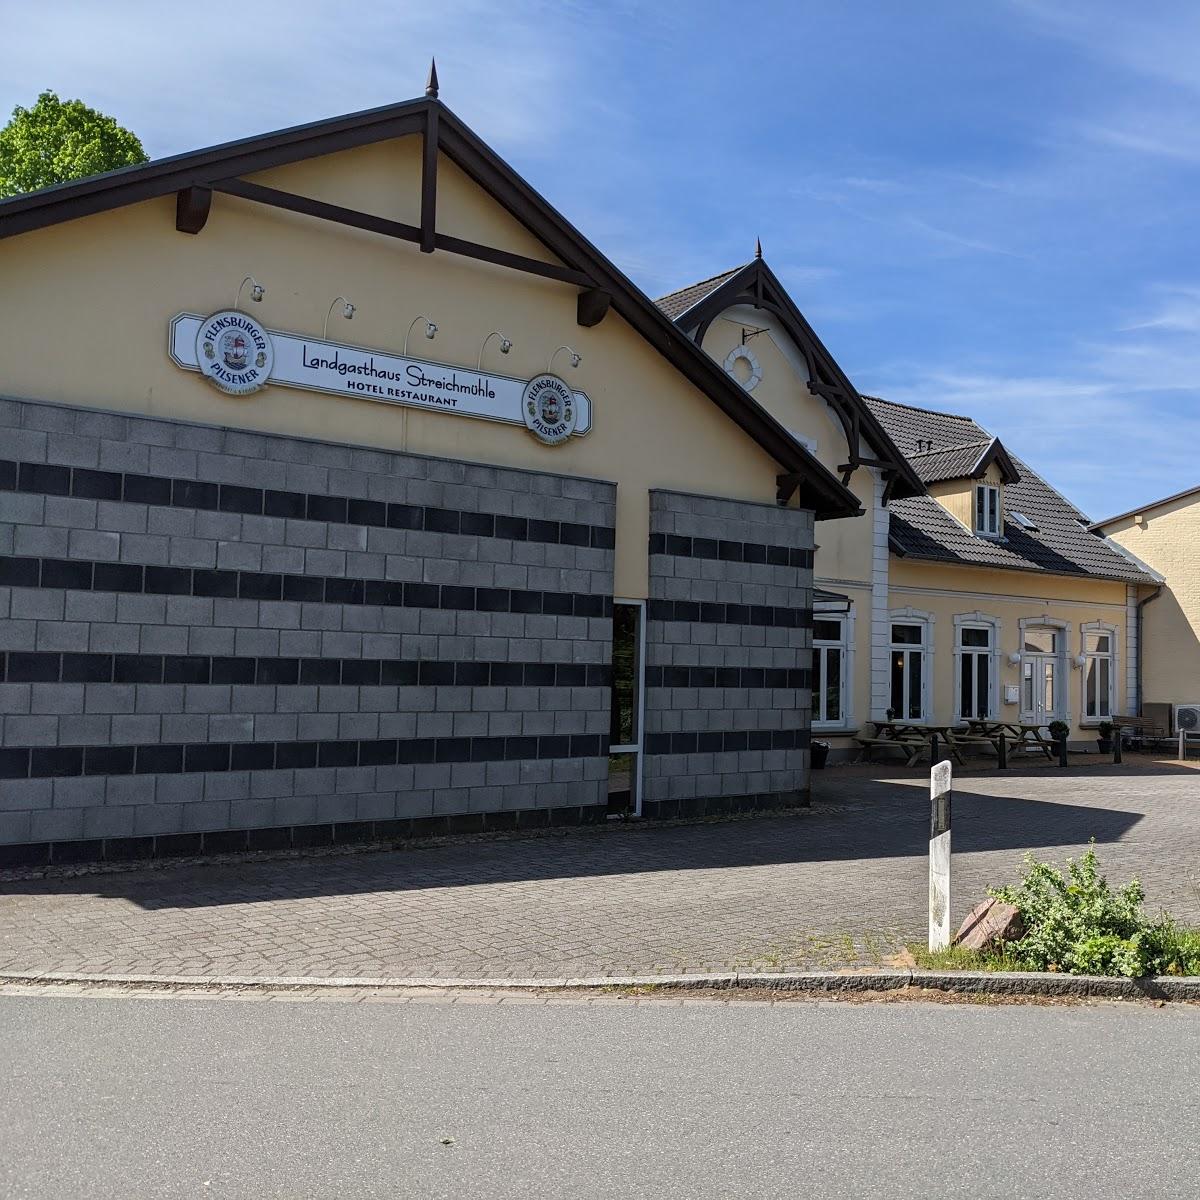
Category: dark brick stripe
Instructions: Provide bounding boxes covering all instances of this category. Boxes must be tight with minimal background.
[645,665,810,690]
[641,789,808,821]
[0,459,615,550]
[649,531,811,570]
[0,804,612,868]
[646,598,812,630]
[644,728,810,755]
[0,555,614,618]
[0,732,611,781]
[0,650,612,689]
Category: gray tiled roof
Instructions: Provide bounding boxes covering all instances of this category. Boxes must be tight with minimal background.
[907,440,991,484]
[865,396,1153,583]
[655,267,743,320]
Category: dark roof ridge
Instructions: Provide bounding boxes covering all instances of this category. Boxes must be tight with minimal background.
[655,263,747,305]
[908,438,990,459]
[861,393,981,426]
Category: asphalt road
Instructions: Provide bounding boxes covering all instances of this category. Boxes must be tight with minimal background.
[1,992,1197,1199]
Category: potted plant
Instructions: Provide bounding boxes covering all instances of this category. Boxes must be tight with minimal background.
[1096,721,1114,755]
[811,739,830,769]
[1048,719,1070,748]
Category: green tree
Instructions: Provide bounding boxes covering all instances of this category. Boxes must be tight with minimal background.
[0,90,148,199]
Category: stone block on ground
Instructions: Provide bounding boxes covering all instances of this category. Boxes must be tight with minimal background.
[954,897,1024,952]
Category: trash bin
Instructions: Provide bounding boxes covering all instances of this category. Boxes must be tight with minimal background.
[811,740,830,769]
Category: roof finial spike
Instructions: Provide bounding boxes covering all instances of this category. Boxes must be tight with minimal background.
[754,236,763,260]
[425,58,439,99]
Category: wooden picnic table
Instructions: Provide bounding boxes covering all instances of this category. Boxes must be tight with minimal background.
[855,722,972,767]
[964,719,1057,760]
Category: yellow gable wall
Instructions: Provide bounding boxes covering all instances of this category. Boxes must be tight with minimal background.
[890,558,1128,736]
[0,139,789,598]
[1105,500,1200,706]
[698,313,872,583]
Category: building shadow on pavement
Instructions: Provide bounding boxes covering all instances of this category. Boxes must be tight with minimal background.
[0,766,1154,911]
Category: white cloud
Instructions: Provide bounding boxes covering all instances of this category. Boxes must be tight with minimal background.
[0,1,585,158]
[1008,0,1200,93]
[864,286,1200,518]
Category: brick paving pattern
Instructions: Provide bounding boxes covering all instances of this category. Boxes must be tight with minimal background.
[1,760,1197,980]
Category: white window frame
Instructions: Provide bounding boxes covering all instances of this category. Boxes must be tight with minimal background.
[812,603,855,731]
[974,483,1001,538]
[1017,615,1070,724]
[887,607,934,723]
[1079,621,1118,725]
[953,611,1001,722]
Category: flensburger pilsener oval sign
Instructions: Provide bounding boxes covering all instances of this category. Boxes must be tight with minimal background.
[521,373,577,445]
[195,310,274,395]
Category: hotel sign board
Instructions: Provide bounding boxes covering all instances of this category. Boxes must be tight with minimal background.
[168,312,592,440]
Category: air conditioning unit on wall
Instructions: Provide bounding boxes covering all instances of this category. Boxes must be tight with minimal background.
[1174,705,1200,734]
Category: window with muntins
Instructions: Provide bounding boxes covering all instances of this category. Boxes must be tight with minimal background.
[975,484,1000,537]
[813,617,846,726]
[958,625,993,720]
[889,622,926,721]
[1084,630,1115,720]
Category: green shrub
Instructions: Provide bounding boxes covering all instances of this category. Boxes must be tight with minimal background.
[990,842,1195,977]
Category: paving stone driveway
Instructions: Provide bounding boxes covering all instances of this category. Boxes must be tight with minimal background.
[1,760,1198,980]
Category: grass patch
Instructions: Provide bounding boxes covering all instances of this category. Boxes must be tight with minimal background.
[907,944,1024,973]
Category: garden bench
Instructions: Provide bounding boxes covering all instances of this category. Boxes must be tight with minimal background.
[1113,715,1174,750]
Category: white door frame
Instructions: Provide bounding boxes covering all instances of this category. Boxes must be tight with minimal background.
[1018,617,1069,724]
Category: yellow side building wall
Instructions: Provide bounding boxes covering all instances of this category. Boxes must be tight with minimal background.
[890,559,1129,740]
[1104,498,1200,707]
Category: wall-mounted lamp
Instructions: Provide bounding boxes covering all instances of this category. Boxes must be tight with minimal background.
[1073,655,1088,670]
[404,315,438,356]
[548,344,582,373]
[477,331,514,369]
[234,275,266,310]
[323,296,356,339]
[1007,652,1022,666]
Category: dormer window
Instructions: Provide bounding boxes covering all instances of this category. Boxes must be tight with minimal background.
[975,484,1001,537]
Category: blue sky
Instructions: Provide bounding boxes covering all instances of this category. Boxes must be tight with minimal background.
[6,0,1200,521]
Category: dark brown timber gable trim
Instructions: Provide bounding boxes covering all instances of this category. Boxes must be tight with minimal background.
[0,96,860,519]
[669,258,924,501]
[420,103,438,253]
[174,185,211,234]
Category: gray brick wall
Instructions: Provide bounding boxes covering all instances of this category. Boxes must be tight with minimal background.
[0,396,614,853]
[642,490,814,818]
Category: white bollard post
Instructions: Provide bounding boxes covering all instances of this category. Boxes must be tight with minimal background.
[929,760,952,952]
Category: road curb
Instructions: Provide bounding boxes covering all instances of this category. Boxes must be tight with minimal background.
[3,968,1199,1000]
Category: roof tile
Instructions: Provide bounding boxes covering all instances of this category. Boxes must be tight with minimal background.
[865,396,1152,583]
[654,267,744,320]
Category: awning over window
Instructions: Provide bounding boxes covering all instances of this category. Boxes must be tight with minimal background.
[814,588,852,612]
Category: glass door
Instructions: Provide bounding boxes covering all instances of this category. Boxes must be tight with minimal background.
[1020,628,1061,725]
[608,600,645,816]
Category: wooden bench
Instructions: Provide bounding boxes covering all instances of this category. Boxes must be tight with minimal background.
[854,736,926,764]
[1113,715,1174,749]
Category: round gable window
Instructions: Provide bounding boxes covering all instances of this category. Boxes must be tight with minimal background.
[723,345,763,392]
